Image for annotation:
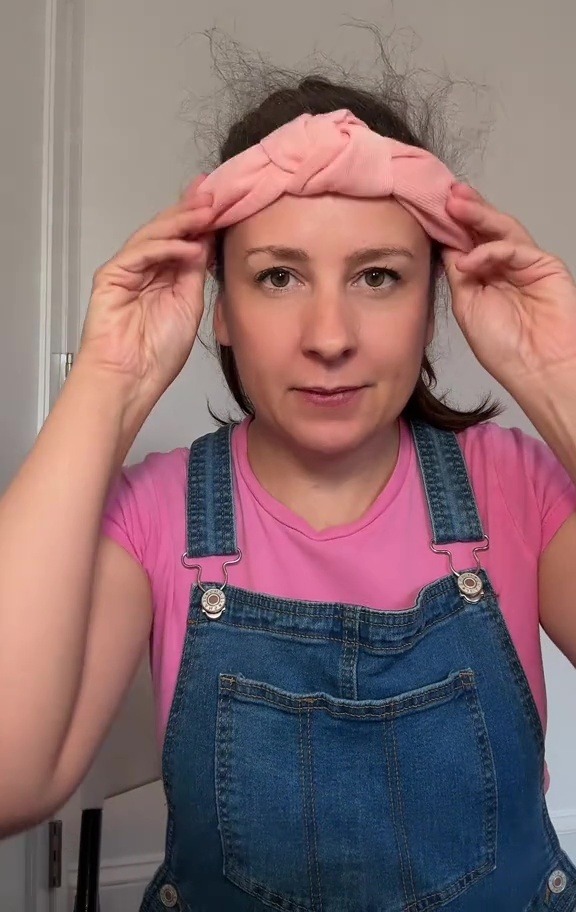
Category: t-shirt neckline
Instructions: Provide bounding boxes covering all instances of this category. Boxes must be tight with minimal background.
[232,416,412,542]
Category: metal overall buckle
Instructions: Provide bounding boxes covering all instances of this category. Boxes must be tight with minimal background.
[430,535,489,603]
[180,549,243,619]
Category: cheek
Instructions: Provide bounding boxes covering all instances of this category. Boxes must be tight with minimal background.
[228,301,298,354]
[361,301,431,364]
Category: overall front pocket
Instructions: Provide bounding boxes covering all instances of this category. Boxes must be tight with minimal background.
[215,669,498,912]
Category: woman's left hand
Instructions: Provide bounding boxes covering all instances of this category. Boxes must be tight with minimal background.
[442,183,576,396]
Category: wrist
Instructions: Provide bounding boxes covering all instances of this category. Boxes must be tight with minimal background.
[62,355,155,462]
[512,365,576,483]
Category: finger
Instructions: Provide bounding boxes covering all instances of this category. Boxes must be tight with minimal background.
[125,203,214,248]
[456,240,545,281]
[441,247,478,297]
[180,172,211,206]
[96,239,208,292]
[447,186,535,246]
[180,173,208,199]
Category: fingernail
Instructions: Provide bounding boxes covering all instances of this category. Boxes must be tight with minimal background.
[453,182,482,199]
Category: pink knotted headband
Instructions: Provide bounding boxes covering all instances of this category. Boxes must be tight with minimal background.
[185,108,474,255]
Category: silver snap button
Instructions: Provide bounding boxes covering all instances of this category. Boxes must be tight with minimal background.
[201,587,226,618]
[548,869,567,894]
[159,883,179,907]
[457,572,483,601]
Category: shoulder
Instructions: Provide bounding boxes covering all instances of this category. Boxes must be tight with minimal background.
[456,419,541,472]
[456,419,567,491]
[455,420,576,554]
[103,447,189,536]
[118,447,189,494]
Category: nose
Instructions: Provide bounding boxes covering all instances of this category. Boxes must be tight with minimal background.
[300,288,358,363]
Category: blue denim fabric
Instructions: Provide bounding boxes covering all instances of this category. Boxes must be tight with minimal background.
[140,419,576,912]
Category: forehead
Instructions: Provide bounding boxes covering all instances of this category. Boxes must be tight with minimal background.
[226,193,431,255]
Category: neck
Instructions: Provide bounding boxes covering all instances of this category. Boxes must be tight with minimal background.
[246,417,401,532]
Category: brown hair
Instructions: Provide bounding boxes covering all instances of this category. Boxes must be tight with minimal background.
[191,27,503,431]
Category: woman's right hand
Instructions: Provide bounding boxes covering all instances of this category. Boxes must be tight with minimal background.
[77,175,215,404]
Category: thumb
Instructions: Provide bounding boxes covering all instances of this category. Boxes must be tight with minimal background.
[180,172,210,205]
[442,247,475,298]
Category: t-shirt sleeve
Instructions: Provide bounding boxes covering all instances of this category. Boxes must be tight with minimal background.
[487,423,576,555]
[100,455,163,582]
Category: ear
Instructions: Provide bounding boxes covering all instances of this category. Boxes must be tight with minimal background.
[213,290,232,346]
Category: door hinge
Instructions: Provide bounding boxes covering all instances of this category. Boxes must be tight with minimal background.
[48,819,62,889]
[63,352,75,380]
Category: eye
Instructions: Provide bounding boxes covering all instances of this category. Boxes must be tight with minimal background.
[355,268,401,290]
[254,267,297,291]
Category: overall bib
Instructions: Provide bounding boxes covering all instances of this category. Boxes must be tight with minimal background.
[140,419,576,912]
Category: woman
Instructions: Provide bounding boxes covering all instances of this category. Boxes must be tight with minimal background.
[1,68,576,911]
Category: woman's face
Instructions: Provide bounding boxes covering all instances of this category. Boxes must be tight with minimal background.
[214,193,435,456]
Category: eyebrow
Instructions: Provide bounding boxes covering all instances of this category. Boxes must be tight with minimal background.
[243,245,415,266]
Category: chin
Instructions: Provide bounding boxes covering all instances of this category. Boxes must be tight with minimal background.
[281,415,383,459]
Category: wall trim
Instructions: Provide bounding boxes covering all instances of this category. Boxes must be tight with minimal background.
[68,851,163,889]
[552,810,576,837]
[26,0,85,910]
[36,0,84,431]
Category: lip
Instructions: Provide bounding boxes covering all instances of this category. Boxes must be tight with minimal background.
[296,386,365,393]
[294,386,367,408]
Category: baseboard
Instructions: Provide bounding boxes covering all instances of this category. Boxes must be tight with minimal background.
[553,810,576,836]
[68,812,576,890]
[552,810,576,860]
[68,852,163,889]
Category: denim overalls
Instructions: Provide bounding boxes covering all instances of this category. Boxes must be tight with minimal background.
[140,419,576,912]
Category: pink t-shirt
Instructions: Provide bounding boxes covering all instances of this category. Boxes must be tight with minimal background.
[101,417,576,786]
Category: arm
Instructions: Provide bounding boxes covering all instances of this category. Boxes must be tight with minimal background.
[0,362,152,835]
[518,367,576,669]
[539,513,576,668]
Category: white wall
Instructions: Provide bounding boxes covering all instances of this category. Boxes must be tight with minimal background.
[0,1,44,489]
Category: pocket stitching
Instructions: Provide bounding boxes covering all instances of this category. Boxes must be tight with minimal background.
[218,690,315,912]
[391,714,418,906]
[220,670,473,720]
[216,671,498,912]
[298,708,315,909]
[302,707,323,912]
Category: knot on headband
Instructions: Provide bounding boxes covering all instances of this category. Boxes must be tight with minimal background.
[186,108,473,253]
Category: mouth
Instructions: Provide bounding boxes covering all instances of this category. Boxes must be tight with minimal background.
[296,386,366,394]
[293,385,368,407]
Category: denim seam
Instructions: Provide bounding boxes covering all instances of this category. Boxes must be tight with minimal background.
[299,708,316,911]
[485,593,546,752]
[339,615,358,699]
[219,670,472,718]
[465,684,499,867]
[305,708,323,911]
[218,691,313,912]
[225,868,311,912]
[410,420,484,544]
[383,713,412,906]
[161,585,201,861]
[391,715,417,905]
[215,691,232,875]
[401,683,499,912]
[192,602,466,652]
[188,584,458,625]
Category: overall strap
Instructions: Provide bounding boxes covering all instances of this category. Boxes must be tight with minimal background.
[410,418,485,544]
[185,424,238,558]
